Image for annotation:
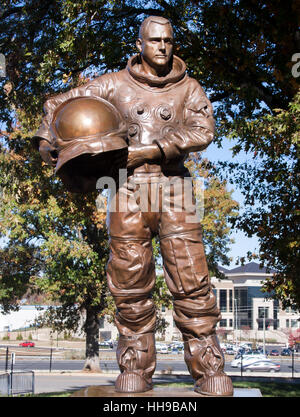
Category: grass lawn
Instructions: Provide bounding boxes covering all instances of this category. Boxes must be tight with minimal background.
[232,380,300,397]
[30,380,300,397]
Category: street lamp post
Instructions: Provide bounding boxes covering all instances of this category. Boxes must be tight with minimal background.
[263,307,266,355]
[234,298,238,347]
[292,348,295,378]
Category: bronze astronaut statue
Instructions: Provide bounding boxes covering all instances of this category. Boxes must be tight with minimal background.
[34,16,233,396]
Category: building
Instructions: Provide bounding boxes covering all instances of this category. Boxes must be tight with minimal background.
[0,305,48,333]
[101,261,300,343]
[1,262,298,345]
[211,262,300,343]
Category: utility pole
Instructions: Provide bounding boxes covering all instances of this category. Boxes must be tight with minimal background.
[5,347,9,372]
[263,304,266,355]
[10,352,15,396]
[49,348,53,372]
[292,348,295,378]
[234,298,238,347]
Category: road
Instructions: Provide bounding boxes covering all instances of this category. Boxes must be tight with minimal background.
[0,356,299,374]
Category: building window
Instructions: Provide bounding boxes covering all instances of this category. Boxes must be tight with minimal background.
[99,331,111,341]
[258,307,269,330]
[286,319,289,328]
[229,319,233,327]
[273,301,279,330]
[291,320,298,328]
[219,319,227,327]
[229,290,233,312]
[99,317,105,329]
[258,307,269,319]
[161,305,166,312]
[234,287,251,329]
[235,288,248,309]
[220,289,227,312]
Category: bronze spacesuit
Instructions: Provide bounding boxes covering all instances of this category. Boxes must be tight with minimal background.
[34,16,233,396]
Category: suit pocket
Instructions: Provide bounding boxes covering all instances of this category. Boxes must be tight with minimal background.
[161,231,209,294]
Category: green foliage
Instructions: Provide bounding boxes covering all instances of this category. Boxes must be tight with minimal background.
[1,1,298,129]
[186,156,239,276]
[215,92,300,308]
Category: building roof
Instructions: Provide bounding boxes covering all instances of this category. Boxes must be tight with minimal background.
[219,262,276,275]
[218,265,231,274]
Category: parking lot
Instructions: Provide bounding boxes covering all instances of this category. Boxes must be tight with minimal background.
[1,340,299,377]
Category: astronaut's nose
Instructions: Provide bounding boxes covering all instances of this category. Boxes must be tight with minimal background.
[159,40,166,51]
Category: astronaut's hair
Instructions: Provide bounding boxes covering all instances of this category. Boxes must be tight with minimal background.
[138,16,173,39]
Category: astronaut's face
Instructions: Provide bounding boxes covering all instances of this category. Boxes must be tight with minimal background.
[137,22,173,73]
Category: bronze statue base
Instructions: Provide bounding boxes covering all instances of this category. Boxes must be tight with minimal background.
[71,385,262,397]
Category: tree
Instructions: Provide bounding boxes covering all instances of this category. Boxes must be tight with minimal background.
[183,0,300,308]
[1,0,297,362]
[186,0,300,308]
[217,92,299,308]
[185,156,239,276]
[288,329,300,349]
[0,116,112,370]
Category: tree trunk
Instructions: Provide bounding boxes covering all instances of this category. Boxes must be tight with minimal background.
[82,306,101,372]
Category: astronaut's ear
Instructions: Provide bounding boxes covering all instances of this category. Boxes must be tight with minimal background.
[136,38,142,52]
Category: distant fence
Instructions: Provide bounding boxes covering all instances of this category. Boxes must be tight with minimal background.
[0,371,35,396]
[0,345,58,372]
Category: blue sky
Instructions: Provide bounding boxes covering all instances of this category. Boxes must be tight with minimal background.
[203,138,259,269]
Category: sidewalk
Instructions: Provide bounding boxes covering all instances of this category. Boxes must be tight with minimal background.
[32,371,300,395]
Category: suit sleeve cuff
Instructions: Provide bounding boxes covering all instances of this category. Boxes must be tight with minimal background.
[154,137,179,162]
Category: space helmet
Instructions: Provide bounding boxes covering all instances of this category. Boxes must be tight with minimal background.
[49,96,128,192]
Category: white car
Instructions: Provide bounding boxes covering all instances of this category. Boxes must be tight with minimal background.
[160,345,169,354]
[231,354,268,368]
[242,360,280,373]
[156,344,169,354]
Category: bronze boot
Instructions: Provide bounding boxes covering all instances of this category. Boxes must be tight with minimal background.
[184,334,233,396]
[115,333,156,393]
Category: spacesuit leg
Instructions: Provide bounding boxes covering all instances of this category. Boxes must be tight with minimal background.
[159,175,233,395]
[160,229,233,395]
[106,233,157,392]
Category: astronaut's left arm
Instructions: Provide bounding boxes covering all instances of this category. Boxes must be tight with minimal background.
[32,73,115,166]
[154,79,215,162]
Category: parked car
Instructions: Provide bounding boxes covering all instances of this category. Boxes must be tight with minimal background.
[234,351,266,360]
[242,360,280,373]
[239,342,252,350]
[99,341,113,349]
[281,348,292,356]
[171,347,183,354]
[19,341,35,347]
[269,349,280,356]
[231,354,268,368]
[169,341,183,350]
[246,349,263,355]
[160,345,169,354]
[235,347,245,356]
[220,343,226,353]
[225,347,235,355]
[156,343,168,353]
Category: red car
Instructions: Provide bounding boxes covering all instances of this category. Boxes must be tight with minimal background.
[269,349,279,356]
[19,341,35,347]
